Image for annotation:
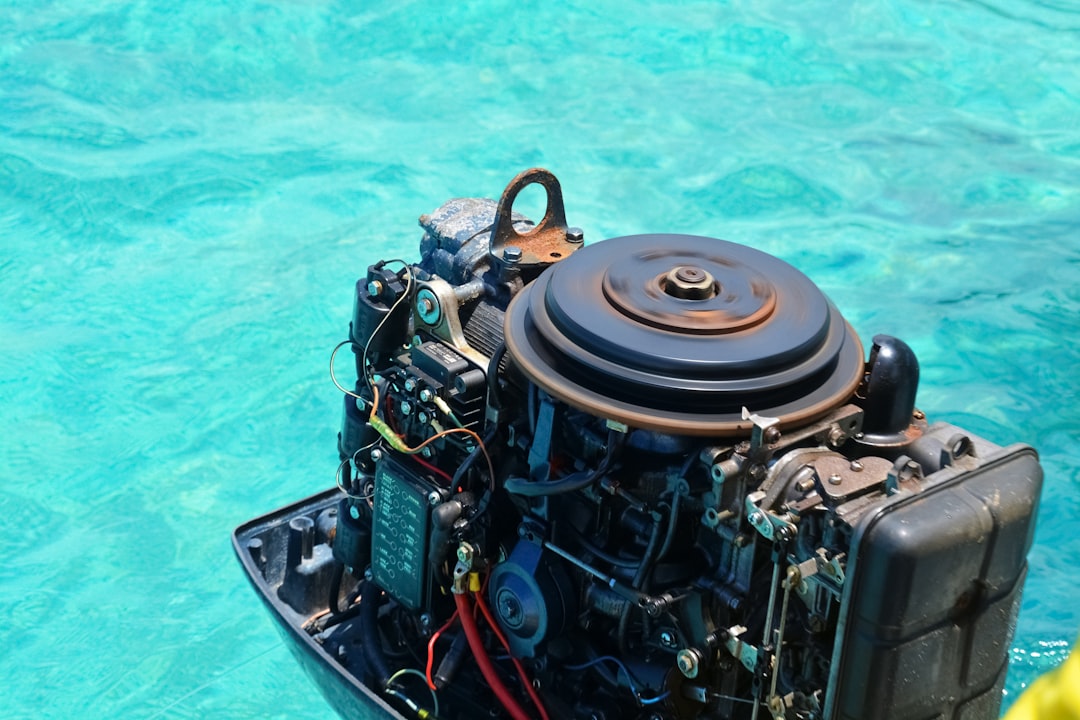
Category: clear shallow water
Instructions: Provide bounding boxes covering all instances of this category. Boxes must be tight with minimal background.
[2,1,1078,717]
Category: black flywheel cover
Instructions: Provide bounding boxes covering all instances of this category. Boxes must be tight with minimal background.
[504,234,864,436]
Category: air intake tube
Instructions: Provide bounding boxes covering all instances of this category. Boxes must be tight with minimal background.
[860,334,920,445]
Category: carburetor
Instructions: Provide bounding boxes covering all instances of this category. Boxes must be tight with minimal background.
[235,168,1042,720]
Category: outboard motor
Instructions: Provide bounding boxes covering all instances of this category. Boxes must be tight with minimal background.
[235,169,1042,720]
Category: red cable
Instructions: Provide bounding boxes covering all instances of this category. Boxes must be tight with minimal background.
[412,454,453,486]
[426,610,459,691]
[473,589,551,720]
[454,592,533,720]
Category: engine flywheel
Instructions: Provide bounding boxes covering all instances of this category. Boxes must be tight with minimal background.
[504,234,864,436]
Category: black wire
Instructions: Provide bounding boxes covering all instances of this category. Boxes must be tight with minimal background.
[452,425,499,488]
[656,491,682,563]
[486,341,507,411]
[569,526,641,569]
[632,511,663,590]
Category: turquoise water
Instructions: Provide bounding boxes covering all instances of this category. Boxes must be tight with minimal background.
[2,1,1078,717]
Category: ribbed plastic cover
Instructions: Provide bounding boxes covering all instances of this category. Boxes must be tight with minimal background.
[504,234,864,435]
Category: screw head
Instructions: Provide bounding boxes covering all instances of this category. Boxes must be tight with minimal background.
[502,246,523,263]
[676,648,700,678]
[370,448,383,462]
[367,280,383,298]
[567,227,584,243]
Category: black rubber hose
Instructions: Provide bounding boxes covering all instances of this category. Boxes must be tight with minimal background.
[328,561,345,615]
[505,429,621,497]
[504,470,595,497]
[358,580,391,688]
[433,630,470,690]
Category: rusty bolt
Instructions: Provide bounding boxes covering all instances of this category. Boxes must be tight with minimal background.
[677,648,701,678]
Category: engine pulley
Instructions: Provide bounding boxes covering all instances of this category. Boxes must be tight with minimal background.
[504,234,864,436]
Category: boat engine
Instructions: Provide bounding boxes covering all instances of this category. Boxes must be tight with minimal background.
[238,168,1042,720]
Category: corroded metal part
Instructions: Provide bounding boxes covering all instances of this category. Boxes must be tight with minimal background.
[488,168,582,269]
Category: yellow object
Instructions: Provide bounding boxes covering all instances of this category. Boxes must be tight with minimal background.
[468,571,481,593]
[1004,639,1080,720]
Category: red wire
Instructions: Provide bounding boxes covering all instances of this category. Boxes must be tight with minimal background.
[412,454,453,486]
[473,589,551,720]
[454,592,533,720]
[426,610,459,690]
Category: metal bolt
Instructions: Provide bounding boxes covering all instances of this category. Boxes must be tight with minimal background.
[417,411,428,424]
[665,265,716,300]
[417,288,441,325]
[502,246,523,263]
[748,510,765,526]
[567,227,584,244]
[500,595,522,622]
[421,446,433,458]
[457,543,475,566]
[367,280,383,298]
[404,377,417,392]
[349,505,360,520]
[913,409,926,420]
[660,631,677,649]
[370,448,383,463]
[763,426,781,445]
[428,491,441,506]
[828,473,842,485]
[850,460,864,472]
[827,426,846,447]
[419,388,434,402]
[747,464,766,482]
[676,648,701,678]
[796,477,816,493]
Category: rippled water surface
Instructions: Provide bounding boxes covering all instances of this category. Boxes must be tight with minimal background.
[2,1,1079,717]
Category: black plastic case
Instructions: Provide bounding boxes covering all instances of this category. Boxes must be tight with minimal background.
[827,443,1042,719]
